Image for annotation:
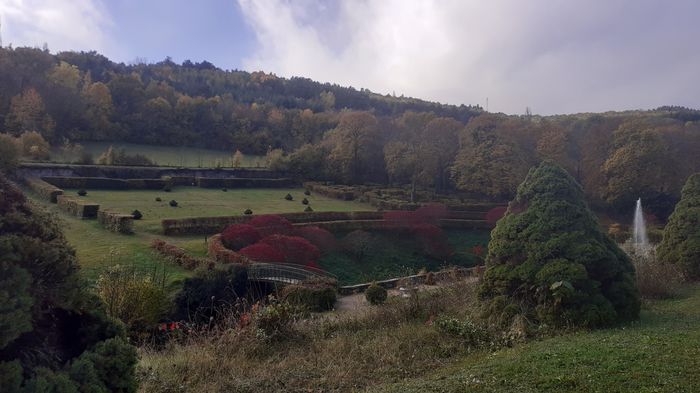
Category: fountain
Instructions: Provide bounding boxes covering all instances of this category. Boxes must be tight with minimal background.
[632,198,649,254]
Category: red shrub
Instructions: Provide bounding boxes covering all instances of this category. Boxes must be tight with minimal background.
[383,210,420,226]
[295,226,337,253]
[383,203,448,227]
[260,235,321,265]
[485,206,507,225]
[239,243,285,263]
[221,224,261,250]
[248,214,294,237]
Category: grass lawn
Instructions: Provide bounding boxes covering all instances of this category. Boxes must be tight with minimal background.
[61,187,374,234]
[373,286,700,393]
[50,141,265,168]
[320,229,490,285]
[25,186,373,283]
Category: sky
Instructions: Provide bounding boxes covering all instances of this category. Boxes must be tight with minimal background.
[0,0,698,115]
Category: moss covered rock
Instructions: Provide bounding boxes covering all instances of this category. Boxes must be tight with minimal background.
[657,173,700,280]
[479,161,640,328]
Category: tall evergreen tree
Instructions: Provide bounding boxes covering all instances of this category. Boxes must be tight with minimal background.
[480,161,640,328]
[0,174,137,392]
[657,173,700,280]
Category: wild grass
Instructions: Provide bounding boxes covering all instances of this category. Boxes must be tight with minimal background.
[50,141,266,168]
[137,281,483,392]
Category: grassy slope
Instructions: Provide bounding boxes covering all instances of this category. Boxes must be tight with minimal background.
[50,141,265,168]
[374,286,700,393]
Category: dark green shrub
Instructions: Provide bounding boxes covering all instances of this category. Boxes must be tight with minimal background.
[657,173,700,280]
[480,161,640,328]
[435,317,489,348]
[365,283,388,305]
[77,189,87,196]
[132,209,143,220]
[222,188,228,192]
[0,174,137,391]
[173,264,248,323]
[169,200,178,207]
[251,299,301,341]
[244,208,253,215]
[285,193,294,201]
[304,206,313,212]
[280,278,337,312]
[302,197,309,205]
[155,197,162,202]
[304,189,311,196]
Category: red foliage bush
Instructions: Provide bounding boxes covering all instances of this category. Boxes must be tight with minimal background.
[239,243,285,263]
[248,214,294,237]
[260,235,321,265]
[221,224,261,250]
[295,226,338,253]
[485,206,507,225]
[383,203,448,226]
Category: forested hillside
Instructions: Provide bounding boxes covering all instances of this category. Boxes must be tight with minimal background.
[1,46,699,217]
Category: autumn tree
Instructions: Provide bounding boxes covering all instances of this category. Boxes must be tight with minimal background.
[0,133,21,172]
[4,88,55,140]
[82,82,114,139]
[324,111,384,183]
[480,161,640,328]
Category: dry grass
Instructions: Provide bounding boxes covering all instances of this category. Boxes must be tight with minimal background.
[137,281,482,392]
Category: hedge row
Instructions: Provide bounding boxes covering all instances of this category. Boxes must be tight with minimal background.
[338,266,484,295]
[43,176,129,189]
[97,210,134,234]
[280,277,337,311]
[24,177,63,203]
[125,178,169,189]
[303,182,360,200]
[150,239,211,270]
[56,195,99,218]
[162,211,385,236]
[207,234,250,264]
[196,177,298,188]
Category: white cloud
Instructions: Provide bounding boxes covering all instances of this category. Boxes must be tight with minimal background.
[238,0,700,115]
[0,0,120,56]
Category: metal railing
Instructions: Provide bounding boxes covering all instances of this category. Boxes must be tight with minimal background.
[248,262,336,285]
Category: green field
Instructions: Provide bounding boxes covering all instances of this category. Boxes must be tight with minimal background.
[26,187,374,282]
[50,141,266,168]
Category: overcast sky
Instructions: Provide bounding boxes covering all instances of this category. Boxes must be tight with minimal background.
[1,0,698,115]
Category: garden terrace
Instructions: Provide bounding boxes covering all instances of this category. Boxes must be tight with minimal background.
[40,176,298,190]
[24,176,63,202]
[57,195,100,218]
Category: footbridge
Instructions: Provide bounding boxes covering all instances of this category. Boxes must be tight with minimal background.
[247,262,336,285]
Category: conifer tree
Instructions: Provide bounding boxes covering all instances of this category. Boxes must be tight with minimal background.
[480,161,640,328]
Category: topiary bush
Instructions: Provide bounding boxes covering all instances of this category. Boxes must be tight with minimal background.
[155,197,162,202]
[77,189,87,196]
[0,173,137,391]
[222,188,228,192]
[657,173,700,280]
[365,283,388,305]
[479,161,640,329]
[169,199,178,207]
[221,224,261,251]
[285,193,294,201]
[244,208,253,215]
[281,278,337,312]
[304,189,311,196]
[302,197,309,205]
[132,209,143,220]
[304,206,313,212]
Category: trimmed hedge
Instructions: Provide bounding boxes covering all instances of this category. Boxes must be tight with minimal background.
[195,177,298,188]
[151,239,211,270]
[207,234,250,264]
[280,278,337,311]
[304,182,359,200]
[24,177,63,203]
[125,178,168,189]
[42,176,129,189]
[97,210,134,234]
[56,195,99,218]
[162,211,384,236]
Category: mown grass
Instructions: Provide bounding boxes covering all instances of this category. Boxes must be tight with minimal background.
[50,141,266,168]
[320,229,490,285]
[61,187,374,234]
[373,286,700,393]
